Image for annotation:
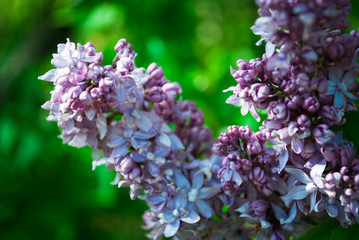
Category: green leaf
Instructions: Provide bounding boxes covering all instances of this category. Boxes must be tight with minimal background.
[298,219,359,240]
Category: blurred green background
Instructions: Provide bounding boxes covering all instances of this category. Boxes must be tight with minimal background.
[1,0,359,239]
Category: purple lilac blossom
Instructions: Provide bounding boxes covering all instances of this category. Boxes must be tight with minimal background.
[41,0,359,239]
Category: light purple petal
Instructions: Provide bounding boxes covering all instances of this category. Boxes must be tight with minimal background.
[96,113,107,139]
[281,203,297,224]
[223,86,236,92]
[180,210,200,224]
[351,200,359,217]
[266,41,276,58]
[292,137,304,154]
[198,187,221,200]
[195,199,213,218]
[276,145,288,174]
[130,151,146,162]
[38,69,56,81]
[131,138,150,149]
[168,133,185,150]
[64,119,74,133]
[146,194,166,205]
[192,172,204,190]
[226,95,243,106]
[314,198,325,212]
[241,101,249,116]
[133,130,157,140]
[51,56,70,68]
[260,220,271,229]
[68,132,87,148]
[284,167,311,185]
[221,169,233,182]
[118,180,131,188]
[326,204,338,218]
[288,124,298,136]
[164,219,180,238]
[162,209,176,222]
[155,146,170,157]
[136,114,153,132]
[310,160,326,188]
[157,133,171,147]
[85,108,96,120]
[309,191,317,213]
[148,161,160,176]
[283,185,309,204]
[235,202,251,214]
[271,203,287,222]
[116,84,126,104]
[113,144,129,157]
[250,104,260,122]
[175,172,191,190]
[232,171,243,186]
[174,191,187,209]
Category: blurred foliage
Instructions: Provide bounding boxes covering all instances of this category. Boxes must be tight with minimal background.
[0,0,359,239]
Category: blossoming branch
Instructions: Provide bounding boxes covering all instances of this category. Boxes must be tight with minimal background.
[40,0,359,239]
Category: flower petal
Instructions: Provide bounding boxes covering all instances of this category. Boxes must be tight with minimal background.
[221,169,233,182]
[281,203,297,224]
[241,102,249,116]
[157,133,171,147]
[164,219,180,238]
[235,202,251,214]
[342,68,358,89]
[232,171,243,186]
[96,113,107,139]
[198,187,221,200]
[282,185,309,206]
[226,95,243,106]
[180,210,200,224]
[310,160,326,188]
[271,203,287,223]
[329,67,343,82]
[148,161,160,176]
[250,104,260,122]
[309,191,317,213]
[192,172,204,190]
[38,69,57,82]
[284,167,311,185]
[292,137,304,154]
[334,92,345,107]
[175,171,191,190]
[326,204,338,218]
[266,41,276,58]
[195,199,213,218]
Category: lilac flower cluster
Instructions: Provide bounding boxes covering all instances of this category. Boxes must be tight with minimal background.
[41,0,359,239]
[218,0,359,238]
[40,38,225,239]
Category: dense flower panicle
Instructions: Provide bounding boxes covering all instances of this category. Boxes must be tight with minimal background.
[41,0,359,239]
[220,0,359,238]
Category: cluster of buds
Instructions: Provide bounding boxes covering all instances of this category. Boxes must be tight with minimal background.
[221,0,359,238]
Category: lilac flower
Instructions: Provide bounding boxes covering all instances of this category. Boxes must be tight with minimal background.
[175,171,220,218]
[158,191,200,237]
[283,160,327,213]
[217,154,243,187]
[326,67,359,108]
